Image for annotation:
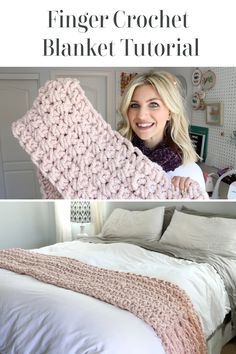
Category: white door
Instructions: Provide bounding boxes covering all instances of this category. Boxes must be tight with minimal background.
[50,70,115,126]
[0,75,41,199]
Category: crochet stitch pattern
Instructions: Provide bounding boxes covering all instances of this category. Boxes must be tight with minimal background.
[12,78,208,200]
[0,248,207,354]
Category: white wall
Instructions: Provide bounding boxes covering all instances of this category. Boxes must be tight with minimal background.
[191,67,236,169]
[1,201,234,245]
[0,201,56,249]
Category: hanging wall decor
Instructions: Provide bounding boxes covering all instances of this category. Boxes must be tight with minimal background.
[191,68,202,86]
[191,68,216,111]
[120,72,138,96]
[206,102,224,126]
[191,92,206,110]
[201,70,216,91]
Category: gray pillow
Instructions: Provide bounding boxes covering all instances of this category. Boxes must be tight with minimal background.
[160,209,236,257]
[101,207,165,241]
[181,206,235,219]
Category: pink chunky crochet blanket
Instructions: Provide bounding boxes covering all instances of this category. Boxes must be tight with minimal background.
[12,78,208,200]
[0,248,207,354]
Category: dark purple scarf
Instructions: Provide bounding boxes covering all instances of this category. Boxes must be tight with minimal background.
[132,134,182,172]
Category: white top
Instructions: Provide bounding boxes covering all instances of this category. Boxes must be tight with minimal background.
[167,162,206,191]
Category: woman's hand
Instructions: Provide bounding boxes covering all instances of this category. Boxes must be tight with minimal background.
[171,176,192,192]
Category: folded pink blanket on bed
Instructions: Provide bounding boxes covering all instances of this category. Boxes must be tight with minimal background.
[12,78,208,200]
[0,248,207,354]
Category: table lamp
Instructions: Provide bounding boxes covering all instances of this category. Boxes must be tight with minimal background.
[70,201,91,237]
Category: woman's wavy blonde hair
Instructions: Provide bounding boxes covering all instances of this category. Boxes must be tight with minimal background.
[118,71,198,164]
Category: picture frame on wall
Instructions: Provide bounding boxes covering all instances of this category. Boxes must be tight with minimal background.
[189,125,209,162]
[206,102,224,126]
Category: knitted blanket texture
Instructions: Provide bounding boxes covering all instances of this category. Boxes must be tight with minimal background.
[12,78,208,200]
[0,248,207,354]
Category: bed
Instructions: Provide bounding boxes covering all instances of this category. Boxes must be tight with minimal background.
[1,206,236,354]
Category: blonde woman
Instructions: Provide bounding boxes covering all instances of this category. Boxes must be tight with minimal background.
[118,71,205,191]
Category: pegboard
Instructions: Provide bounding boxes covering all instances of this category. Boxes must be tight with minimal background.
[191,67,236,169]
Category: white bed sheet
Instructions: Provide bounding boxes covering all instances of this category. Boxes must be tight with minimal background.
[0,241,230,354]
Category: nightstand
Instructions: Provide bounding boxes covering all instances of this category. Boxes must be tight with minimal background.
[73,235,96,243]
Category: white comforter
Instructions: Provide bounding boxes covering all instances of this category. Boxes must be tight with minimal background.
[0,241,230,354]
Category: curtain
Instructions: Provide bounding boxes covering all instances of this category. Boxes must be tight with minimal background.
[54,201,107,242]
[90,201,107,235]
[54,200,72,242]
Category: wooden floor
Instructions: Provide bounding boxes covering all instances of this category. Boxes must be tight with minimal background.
[221,337,236,354]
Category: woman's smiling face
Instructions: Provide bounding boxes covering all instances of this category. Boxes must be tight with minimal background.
[127,84,170,148]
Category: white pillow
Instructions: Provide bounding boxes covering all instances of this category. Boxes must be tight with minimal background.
[101,207,165,241]
[160,209,236,256]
